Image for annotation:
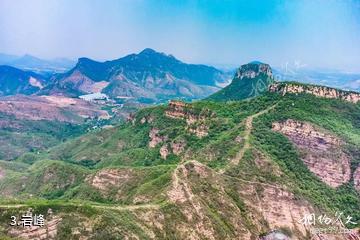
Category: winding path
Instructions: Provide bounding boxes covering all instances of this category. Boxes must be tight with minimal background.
[219,103,278,174]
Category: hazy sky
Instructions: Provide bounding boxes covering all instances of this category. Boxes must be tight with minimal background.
[0,0,360,71]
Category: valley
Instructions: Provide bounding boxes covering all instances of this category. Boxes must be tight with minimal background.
[0,59,359,239]
[2,0,360,238]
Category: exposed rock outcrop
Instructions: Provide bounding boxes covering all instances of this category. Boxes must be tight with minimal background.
[188,124,209,138]
[149,128,167,148]
[165,100,212,138]
[165,100,209,124]
[88,168,133,192]
[8,212,61,240]
[236,62,273,79]
[354,166,360,191]
[140,115,154,124]
[171,140,186,155]
[165,100,188,120]
[159,144,169,159]
[269,82,360,104]
[272,119,351,188]
[167,161,252,239]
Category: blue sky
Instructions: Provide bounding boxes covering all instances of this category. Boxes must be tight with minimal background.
[0,0,360,71]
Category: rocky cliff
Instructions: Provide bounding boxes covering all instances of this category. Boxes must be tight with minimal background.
[269,82,360,104]
[208,62,274,101]
[235,62,273,79]
[165,100,212,137]
[272,119,351,188]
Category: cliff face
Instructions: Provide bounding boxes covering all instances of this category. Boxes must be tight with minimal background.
[269,82,360,104]
[272,119,351,188]
[236,62,273,79]
[354,166,360,191]
[165,100,212,137]
[164,100,191,122]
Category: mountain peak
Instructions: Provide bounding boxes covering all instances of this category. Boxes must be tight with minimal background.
[77,57,95,63]
[236,62,272,79]
[75,57,103,68]
[207,62,274,101]
[139,48,159,55]
[138,48,176,59]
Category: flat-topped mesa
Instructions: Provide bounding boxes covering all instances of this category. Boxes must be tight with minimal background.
[236,62,273,79]
[269,82,360,104]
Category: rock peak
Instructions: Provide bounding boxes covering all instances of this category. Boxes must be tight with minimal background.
[139,48,159,55]
[236,62,273,79]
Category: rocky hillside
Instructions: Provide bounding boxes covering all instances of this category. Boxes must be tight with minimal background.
[269,81,360,104]
[0,95,109,122]
[0,65,47,96]
[0,95,110,160]
[208,62,274,101]
[0,82,359,239]
[43,49,230,102]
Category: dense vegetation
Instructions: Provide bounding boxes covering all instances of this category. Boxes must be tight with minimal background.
[0,113,88,160]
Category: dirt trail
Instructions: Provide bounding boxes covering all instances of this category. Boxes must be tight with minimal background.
[220,103,278,174]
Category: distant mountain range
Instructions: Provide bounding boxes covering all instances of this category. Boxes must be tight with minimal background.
[0,65,47,96]
[1,50,359,103]
[41,48,232,102]
[273,67,360,92]
[0,53,75,73]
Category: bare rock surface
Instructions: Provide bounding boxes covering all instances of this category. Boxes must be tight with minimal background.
[269,82,360,103]
[148,128,167,148]
[165,100,211,138]
[354,166,360,191]
[8,215,62,240]
[160,144,169,159]
[272,119,351,188]
[0,95,109,123]
[88,168,133,192]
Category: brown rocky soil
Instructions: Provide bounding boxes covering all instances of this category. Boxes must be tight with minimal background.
[148,128,167,148]
[354,166,360,191]
[272,119,351,188]
[0,95,109,123]
[167,161,252,240]
[148,127,187,159]
[8,212,61,240]
[159,144,170,159]
[87,168,134,192]
[171,140,186,155]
